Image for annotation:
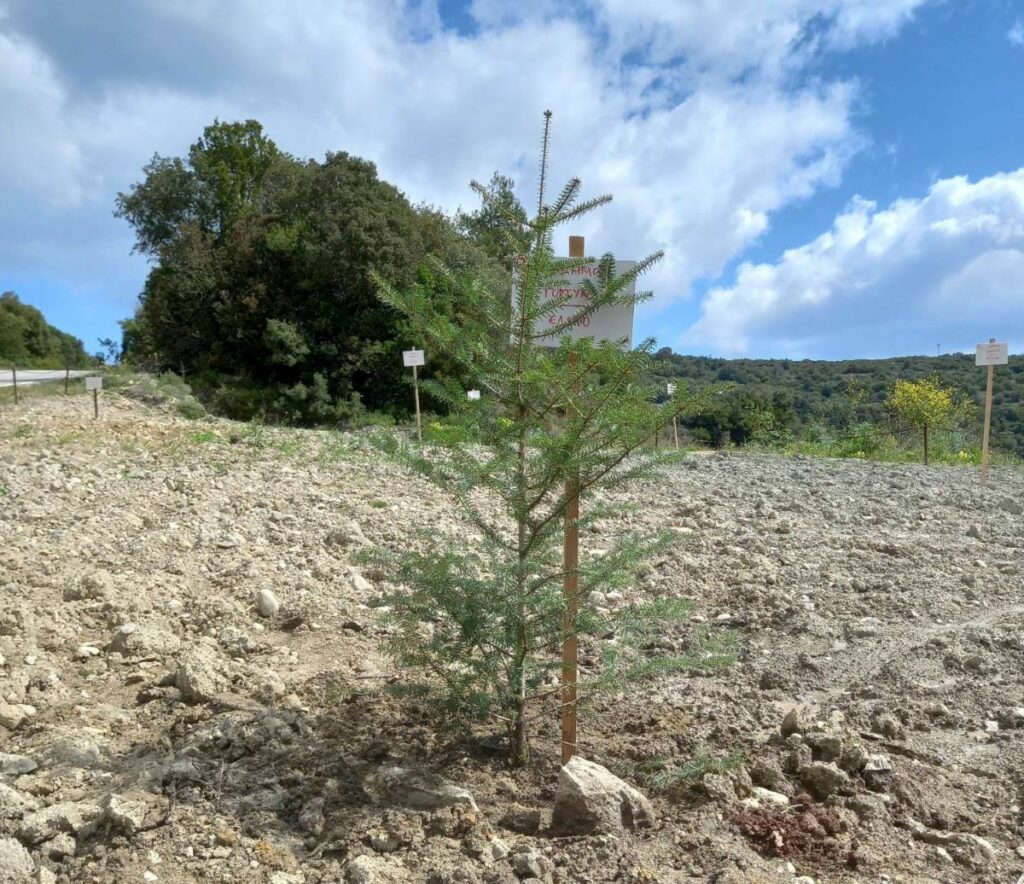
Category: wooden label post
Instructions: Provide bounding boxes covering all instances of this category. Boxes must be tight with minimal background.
[64,366,70,395]
[402,349,425,442]
[561,234,585,765]
[11,365,17,405]
[668,382,679,449]
[86,375,102,419]
[977,338,1008,484]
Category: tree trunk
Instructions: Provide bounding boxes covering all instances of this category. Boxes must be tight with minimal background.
[510,682,528,765]
[509,402,530,767]
[923,424,929,466]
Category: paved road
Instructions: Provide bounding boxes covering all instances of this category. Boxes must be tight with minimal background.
[0,369,93,388]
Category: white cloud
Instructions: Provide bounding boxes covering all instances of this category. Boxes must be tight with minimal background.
[683,170,1024,357]
[1010,20,1024,47]
[0,0,931,327]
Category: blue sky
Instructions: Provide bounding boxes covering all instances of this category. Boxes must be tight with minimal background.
[2,0,1023,361]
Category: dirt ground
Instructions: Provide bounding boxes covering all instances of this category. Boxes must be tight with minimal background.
[1,389,1022,884]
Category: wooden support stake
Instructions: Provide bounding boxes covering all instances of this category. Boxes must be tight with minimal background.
[412,363,422,443]
[561,234,584,766]
[980,337,996,484]
[93,388,99,420]
[673,415,679,450]
[11,365,17,405]
[64,366,70,395]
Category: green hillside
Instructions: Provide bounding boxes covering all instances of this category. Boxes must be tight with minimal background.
[0,292,91,369]
[649,349,1024,459]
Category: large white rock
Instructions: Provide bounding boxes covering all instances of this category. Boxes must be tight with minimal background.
[550,756,656,835]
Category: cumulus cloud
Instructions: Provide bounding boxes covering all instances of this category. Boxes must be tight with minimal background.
[1010,21,1024,47]
[0,0,931,336]
[683,170,1024,357]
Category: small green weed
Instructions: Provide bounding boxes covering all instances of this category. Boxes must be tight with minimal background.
[623,749,744,793]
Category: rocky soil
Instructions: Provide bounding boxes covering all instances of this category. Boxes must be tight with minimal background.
[1,390,1022,884]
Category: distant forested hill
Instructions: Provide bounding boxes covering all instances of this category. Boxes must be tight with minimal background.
[649,349,1024,458]
[0,292,91,368]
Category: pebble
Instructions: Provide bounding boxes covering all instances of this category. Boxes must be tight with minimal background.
[256,588,280,618]
[0,705,25,731]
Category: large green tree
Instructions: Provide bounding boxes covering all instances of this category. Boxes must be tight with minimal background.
[117,120,502,423]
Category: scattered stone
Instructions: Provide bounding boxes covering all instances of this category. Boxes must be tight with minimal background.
[509,845,554,880]
[63,571,113,602]
[967,524,983,540]
[374,766,478,812]
[256,588,280,618]
[0,754,37,776]
[47,736,104,770]
[862,755,893,792]
[498,805,542,835]
[45,832,75,859]
[700,773,736,804]
[805,732,842,762]
[108,621,181,659]
[101,791,169,834]
[0,836,34,882]
[800,761,849,800]
[346,854,382,884]
[550,756,656,835]
[750,787,790,807]
[838,743,870,774]
[997,706,1024,729]
[872,712,902,739]
[748,758,787,792]
[174,644,226,704]
[0,705,25,731]
[18,800,102,845]
[849,618,881,638]
[325,521,369,550]
[0,783,39,820]
[781,706,805,737]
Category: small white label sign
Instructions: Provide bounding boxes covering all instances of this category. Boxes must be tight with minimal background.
[513,257,637,348]
[976,342,1008,366]
[85,376,103,390]
[403,349,425,368]
[467,389,481,401]
[666,382,677,395]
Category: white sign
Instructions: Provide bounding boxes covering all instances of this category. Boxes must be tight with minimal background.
[666,382,677,395]
[976,342,1008,366]
[85,376,103,391]
[467,389,481,401]
[402,349,425,368]
[513,257,637,348]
